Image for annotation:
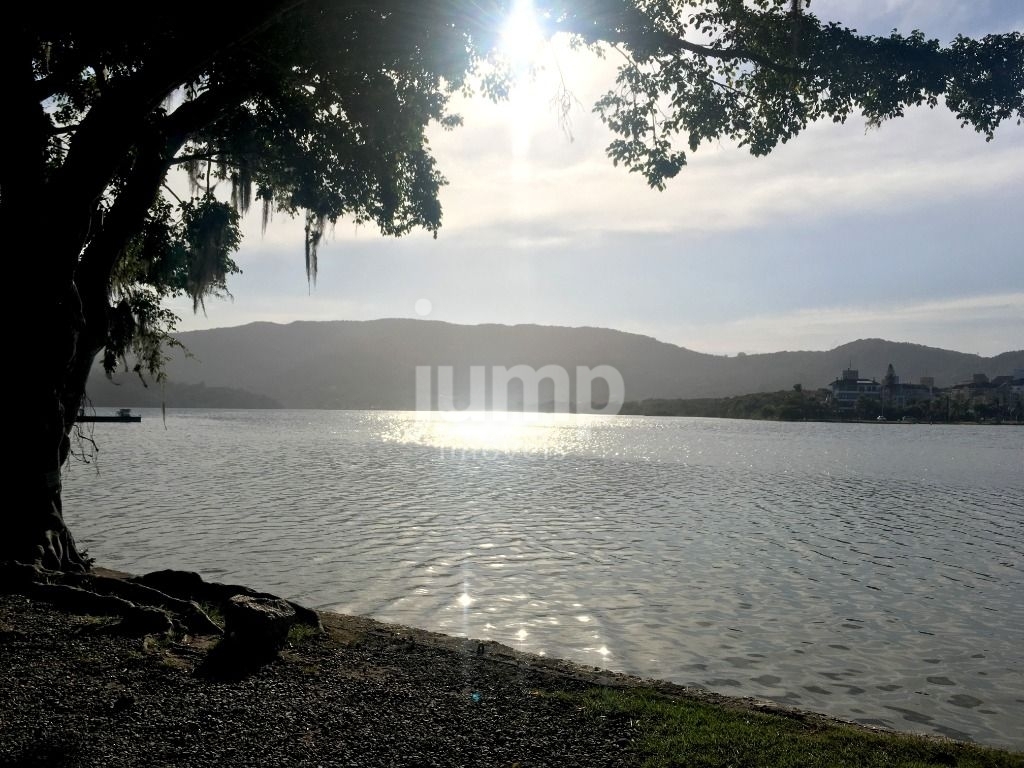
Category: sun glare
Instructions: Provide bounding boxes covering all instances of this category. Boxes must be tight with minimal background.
[381,410,590,455]
[499,0,546,70]
[496,1,549,156]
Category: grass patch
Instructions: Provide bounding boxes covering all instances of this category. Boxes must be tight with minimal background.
[564,688,1023,768]
[138,633,197,671]
[141,634,174,654]
[287,622,322,646]
[198,601,224,628]
[71,613,118,630]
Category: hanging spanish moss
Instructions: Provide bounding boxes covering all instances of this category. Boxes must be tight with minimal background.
[183,197,242,312]
[229,161,253,214]
[261,196,273,235]
[304,211,326,286]
[185,157,203,197]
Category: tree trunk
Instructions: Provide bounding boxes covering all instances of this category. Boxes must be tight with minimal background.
[5,283,92,571]
[1,29,91,570]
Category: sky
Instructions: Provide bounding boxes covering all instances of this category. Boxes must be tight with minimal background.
[167,0,1024,356]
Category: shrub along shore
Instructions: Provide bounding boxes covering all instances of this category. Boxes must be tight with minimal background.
[1,566,1021,768]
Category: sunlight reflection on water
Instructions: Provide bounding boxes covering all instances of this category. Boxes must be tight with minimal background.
[379,410,613,456]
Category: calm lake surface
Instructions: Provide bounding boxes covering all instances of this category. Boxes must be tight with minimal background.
[65,410,1023,748]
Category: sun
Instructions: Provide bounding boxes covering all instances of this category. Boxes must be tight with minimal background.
[494,0,551,155]
[499,0,546,72]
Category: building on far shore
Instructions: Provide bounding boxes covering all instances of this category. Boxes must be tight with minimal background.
[950,372,1024,410]
[828,368,880,412]
[881,363,935,409]
[830,364,935,413]
[829,364,1023,419]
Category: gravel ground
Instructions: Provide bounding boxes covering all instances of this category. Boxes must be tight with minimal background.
[0,593,636,767]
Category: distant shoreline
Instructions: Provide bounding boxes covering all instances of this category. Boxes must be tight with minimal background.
[80,404,1024,427]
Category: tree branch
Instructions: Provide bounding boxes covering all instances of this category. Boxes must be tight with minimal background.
[43,1,313,279]
[76,83,253,308]
[170,153,219,165]
[551,7,808,76]
[670,37,807,76]
[33,48,95,102]
[161,183,183,204]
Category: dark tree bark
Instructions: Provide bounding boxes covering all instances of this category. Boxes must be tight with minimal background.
[5,290,91,571]
[1,22,87,570]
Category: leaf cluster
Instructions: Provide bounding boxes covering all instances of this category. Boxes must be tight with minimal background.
[105,195,241,381]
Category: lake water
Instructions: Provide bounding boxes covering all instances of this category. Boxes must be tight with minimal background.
[64,410,1024,748]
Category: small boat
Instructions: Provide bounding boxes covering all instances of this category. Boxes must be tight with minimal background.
[76,407,142,423]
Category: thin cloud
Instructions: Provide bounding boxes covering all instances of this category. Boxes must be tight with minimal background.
[426,38,1024,238]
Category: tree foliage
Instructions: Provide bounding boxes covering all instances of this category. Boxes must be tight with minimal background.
[572,1,1024,187]
[620,388,835,421]
[105,196,241,381]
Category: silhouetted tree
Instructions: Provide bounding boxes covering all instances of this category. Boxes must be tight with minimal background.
[5,1,1023,569]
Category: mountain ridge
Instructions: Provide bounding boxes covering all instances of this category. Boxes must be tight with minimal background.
[85,319,1024,409]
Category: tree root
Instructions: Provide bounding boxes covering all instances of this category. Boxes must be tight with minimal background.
[132,569,322,629]
[2,510,91,574]
[0,562,220,637]
[65,573,223,635]
[28,583,174,635]
[0,562,321,665]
